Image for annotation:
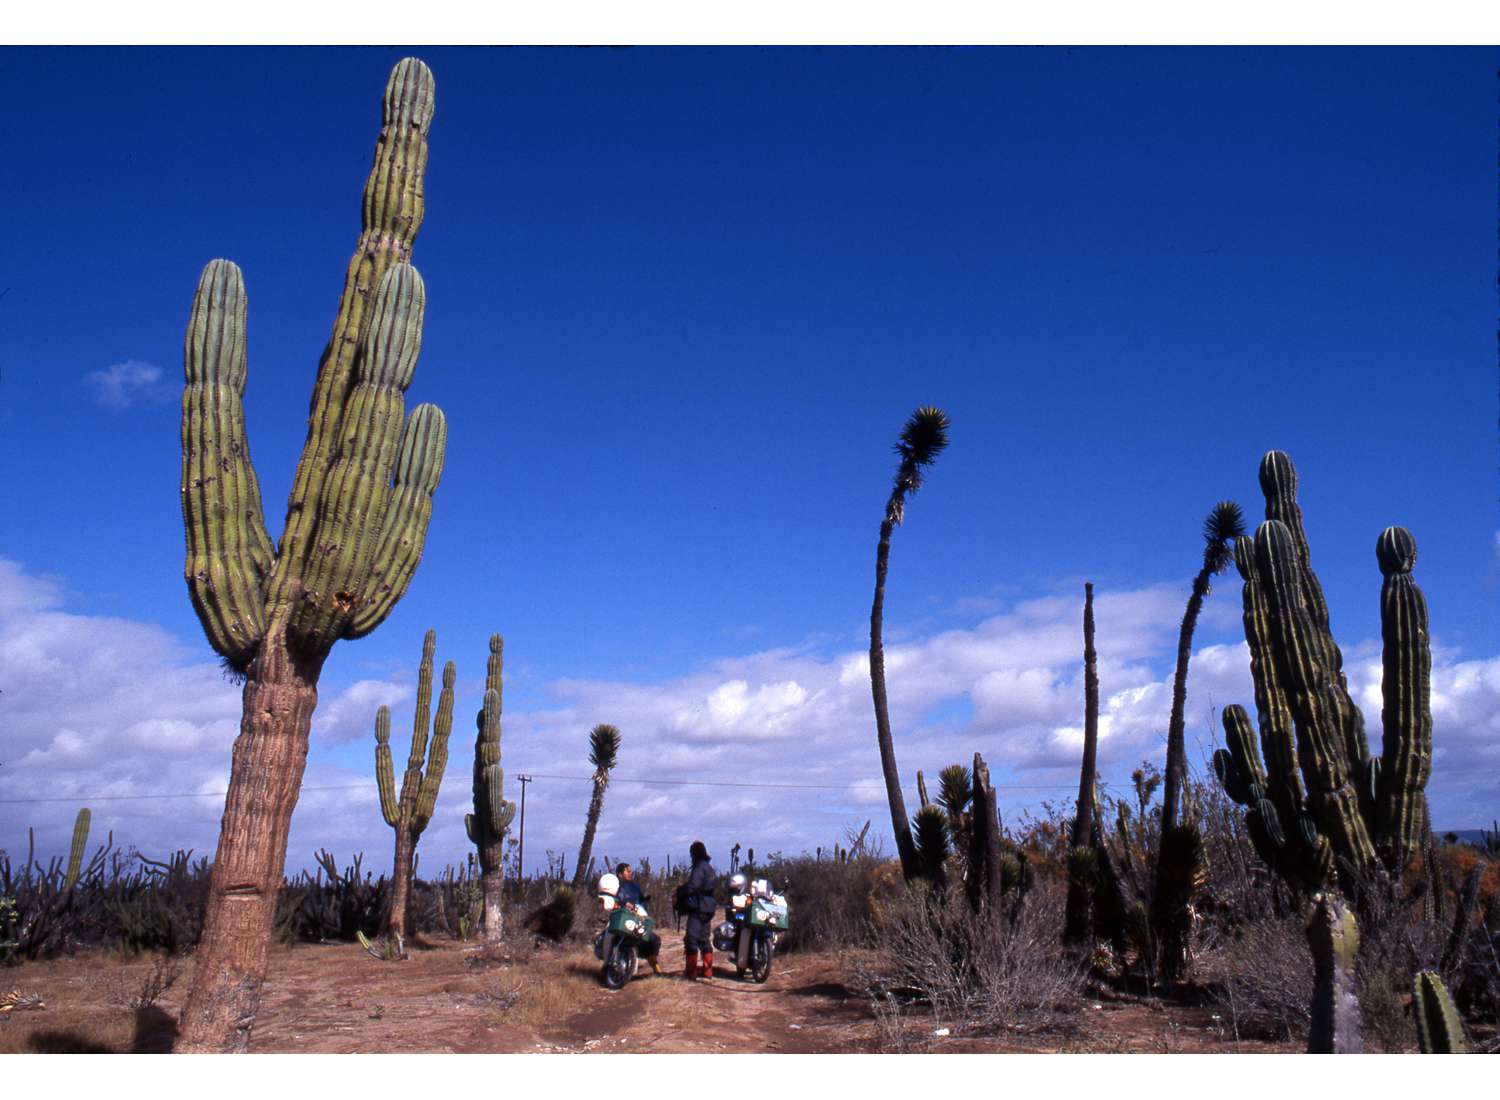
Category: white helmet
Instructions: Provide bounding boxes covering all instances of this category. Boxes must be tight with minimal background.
[729,873,747,891]
[597,872,620,897]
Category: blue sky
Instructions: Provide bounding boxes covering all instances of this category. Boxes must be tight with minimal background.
[2,47,1496,874]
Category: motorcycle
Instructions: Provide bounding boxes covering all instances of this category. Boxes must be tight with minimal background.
[713,875,789,983]
[592,872,657,990]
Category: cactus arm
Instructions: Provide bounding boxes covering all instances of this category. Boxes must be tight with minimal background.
[180,259,275,668]
[1374,527,1432,871]
[413,660,455,832]
[343,403,448,639]
[402,629,437,794]
[263,59,435,624]
[290,265,428,648]
[374,706,399,827]
[1414,971,1467,1053]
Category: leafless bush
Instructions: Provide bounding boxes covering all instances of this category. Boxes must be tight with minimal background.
[858,876,1084,1039]
[103,954,180,1011]
[1204,912,1312,1042]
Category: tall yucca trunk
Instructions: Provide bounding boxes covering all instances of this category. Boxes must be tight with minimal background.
[1064,582,1100,946]
[871,516,918,878]
[572,773,609,892]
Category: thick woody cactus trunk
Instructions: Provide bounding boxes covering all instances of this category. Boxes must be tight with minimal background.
[871,516,918,878]
[375,629,454,944]
[966,753,1005,915]
[467,635,515,946]
[177,59,446,1052]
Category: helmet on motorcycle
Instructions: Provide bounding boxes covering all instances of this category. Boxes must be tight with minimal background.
[729,873,747,891]
[597,872,620,897]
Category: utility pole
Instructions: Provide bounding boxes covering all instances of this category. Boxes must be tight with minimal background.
[516,774,532,880]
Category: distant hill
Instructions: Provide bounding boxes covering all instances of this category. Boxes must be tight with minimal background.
[1436,829,1495,848]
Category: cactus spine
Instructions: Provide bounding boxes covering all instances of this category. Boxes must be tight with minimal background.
[1213,453,1432,895]
[1413,971,1467,1053]
[178,59,446,1053]
[375,629,454,944]
[467,634,515,944]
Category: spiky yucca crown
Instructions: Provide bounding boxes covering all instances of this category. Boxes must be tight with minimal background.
[937,764,972,818]
[887,405,951,523]
[588,724,621,771]
[1202,500,1246,574]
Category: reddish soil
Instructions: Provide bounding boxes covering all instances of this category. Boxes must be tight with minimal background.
[0,936,1297,1053]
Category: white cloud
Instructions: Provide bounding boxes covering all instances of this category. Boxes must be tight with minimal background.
[84,360,171,409]
[3,557,1496,880]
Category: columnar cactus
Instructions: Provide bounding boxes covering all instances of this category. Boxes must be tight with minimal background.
[1064,582,1100,947]
[1413,971,1467,1053]
[1213,452,1432,894]
[64,809,90,893]
[467,634,515,944]
[374,629,454,945]
[178,59,446,1052]
[1307,893,1362,1053]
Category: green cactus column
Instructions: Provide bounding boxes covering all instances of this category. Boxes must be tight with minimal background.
[178,58,448,1053]
[467,635,515,945]
[376,629,455,945]
[1307,893,1361,1053]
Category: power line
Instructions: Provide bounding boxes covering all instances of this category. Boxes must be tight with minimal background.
[0,774,1095,805]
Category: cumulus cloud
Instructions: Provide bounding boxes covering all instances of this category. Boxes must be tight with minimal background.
[3,556,1496,880]
[84,360,171,409]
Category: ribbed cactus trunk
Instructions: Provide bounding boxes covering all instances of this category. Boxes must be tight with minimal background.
[467,636,515,946]
[177,59,446,1052]
[1307,893,1362,1053]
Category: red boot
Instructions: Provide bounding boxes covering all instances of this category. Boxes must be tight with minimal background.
[700,950,715,980]
[684,950,699,978]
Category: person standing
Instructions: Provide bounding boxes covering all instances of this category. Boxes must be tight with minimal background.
[682,840,718,979]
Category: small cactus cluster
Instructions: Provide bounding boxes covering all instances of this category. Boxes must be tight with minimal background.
[374,629,454,942]
[467,634,516,943]
[1213,451,1433,893]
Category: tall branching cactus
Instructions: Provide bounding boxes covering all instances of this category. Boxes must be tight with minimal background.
[375,629,454,945]
[467,634,515,945]
[1213,452,1433,896]
[177,59,445,1052]
[571,724,622,892]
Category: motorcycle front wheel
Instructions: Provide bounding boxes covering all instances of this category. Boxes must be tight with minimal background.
[750,933,773,983]
[603,943,636,990]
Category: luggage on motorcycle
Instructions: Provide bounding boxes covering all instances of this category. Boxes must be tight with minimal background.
[748,896,790,930]
[608,905,655,937]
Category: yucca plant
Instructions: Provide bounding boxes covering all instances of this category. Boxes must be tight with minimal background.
[1153,500,1244,980]
[912,806,951,889]
[869,406,951,879]
[571,724,622,892]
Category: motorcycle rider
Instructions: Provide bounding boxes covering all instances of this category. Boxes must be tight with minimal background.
[682,840,718,980]
[614,862,663,975]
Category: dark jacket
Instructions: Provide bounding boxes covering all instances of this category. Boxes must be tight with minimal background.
[686,859,718,916]
[617,879,645,907]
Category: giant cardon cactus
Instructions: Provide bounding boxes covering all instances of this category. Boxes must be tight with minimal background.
[177,58,446,1052]
[1213,452,1433,895]
[374,629,454,946]
[467,634,516,945]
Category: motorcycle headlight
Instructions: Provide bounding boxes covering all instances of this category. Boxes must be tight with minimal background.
[600,896,616,910]
[732,894,748,908]
[623,919,639,932]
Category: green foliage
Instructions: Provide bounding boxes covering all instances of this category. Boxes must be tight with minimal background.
[912,806,950,886]
[533,886,576,941]
[588,724,621,772]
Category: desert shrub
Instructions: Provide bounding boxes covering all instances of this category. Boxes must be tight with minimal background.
[102,954,180,1011]
[858,875,1084,1037]
[746,854,882,952]
[1206,911,1312,1041]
